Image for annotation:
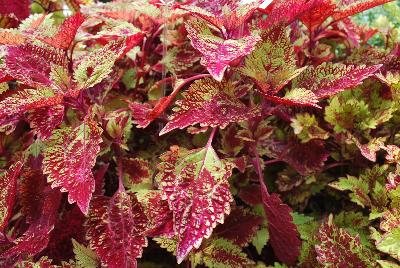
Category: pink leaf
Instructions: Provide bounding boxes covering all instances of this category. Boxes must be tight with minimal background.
[186,19,260,81]
[316,215,373,267]
[138,190,174,238]
[42,117,102,215]
[86,191,148,268]
[0,0,30,21]
[0,88,64,120]
[4,44,68,88]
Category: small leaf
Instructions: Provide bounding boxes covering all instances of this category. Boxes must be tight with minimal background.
[72,238,99,268]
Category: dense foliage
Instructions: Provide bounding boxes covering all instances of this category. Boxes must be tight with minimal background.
[0,0,400,267]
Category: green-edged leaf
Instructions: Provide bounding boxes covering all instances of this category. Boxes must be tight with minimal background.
[43,117,102,214]
[293,62,382,99]
[160,78,261,135]
[156,145,235,263]
[202,238,255,268]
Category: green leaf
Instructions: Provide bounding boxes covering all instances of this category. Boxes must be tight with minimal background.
[74,40,126,90]
[376,227,400,261]
[72,238,99,268]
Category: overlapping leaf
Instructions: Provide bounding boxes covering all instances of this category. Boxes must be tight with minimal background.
[239,26,319,107]
[156,145,235,263]
[86,191,148,268]
[202,238,255,268]
[375,209,400,261]
[160,78,261,135]
[43,116,102,214]
[186,19,260,81]
[214,207,263,247]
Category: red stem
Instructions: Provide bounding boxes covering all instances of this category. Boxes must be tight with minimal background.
[253,146,270,197]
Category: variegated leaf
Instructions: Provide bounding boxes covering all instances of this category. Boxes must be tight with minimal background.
[86,191,148,268]
[0,161,23,231]
[186,19,260,81]
[294,62,382,99]
[156,145,235,263]
[43,117,102,214]
[0,189,61,259]
[42,13,85,50]
[27,105,64,140]
[160,78,261,135]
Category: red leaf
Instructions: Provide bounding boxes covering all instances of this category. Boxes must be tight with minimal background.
[294,62,382,99]
[0,0,30,21]
[0,161,23,231]
[259,0,320,29]
[157,146,235,263]
[18,168,46,224]
[42,117,102,214]
[138,190,174,238]
[278,139,329,175]
[44,206,86,262]
[4,44,68,88]
[42,13,85,50]
[86,191,148,268]
[333,0,393,22]
[0,189,61,259]
[0,88,64,120]
[160,78,261,135]
[186,19,260,81]
[299,0,336,30]
[261,191,301,266]
[214,207,263,246]
[27,105,64,140]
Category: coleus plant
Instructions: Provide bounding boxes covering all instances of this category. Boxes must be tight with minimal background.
[0,0,400,267]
